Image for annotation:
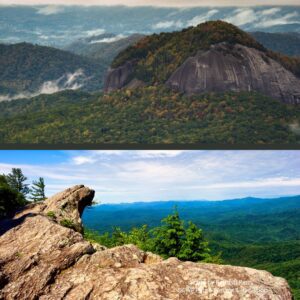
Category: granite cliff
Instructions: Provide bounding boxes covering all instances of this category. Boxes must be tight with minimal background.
[104,21,300,104]
[0,186,293,299]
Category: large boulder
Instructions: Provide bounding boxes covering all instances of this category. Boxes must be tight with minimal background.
[166,43,300,104]
[0,186,293,300]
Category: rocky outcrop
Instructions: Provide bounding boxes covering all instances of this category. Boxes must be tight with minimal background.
[0,186,293,300]
[104,60,137,92]
[104,42,300,104]
[166,43,300,104]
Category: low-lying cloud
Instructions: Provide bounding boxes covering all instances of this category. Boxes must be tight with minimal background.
[36,5,64,15]
[90,34,126,44]
[224,7,300,29]
[0,69,86,102]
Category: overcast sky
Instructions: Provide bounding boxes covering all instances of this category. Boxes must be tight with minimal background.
[0,0,299,6]
[0,150,299,203]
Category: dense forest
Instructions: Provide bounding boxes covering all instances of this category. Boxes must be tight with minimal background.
[112,21,300,86]
[82,196,300,299]
[0,43,106,96]
[251,32,300,57]
[0,87,299,144]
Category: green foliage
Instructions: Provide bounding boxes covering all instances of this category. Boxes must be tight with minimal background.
[46,211,56,219]
[86,209,214,263]
[152,208,185,258]
[5,168,29,197]
[112,21,300,84]
[30,177,46,202]
[0,174,26,219]
[178,221,213,262]
[0,87,299,144]
[0,42,106,95]
[60,219,76,230]
[251,32,300,57]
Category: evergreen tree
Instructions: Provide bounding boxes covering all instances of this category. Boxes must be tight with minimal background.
[152,208,185,258]
[5,168,29,197]
[30,177,46,202]
[178,221,211,262]
[0,175,26,219]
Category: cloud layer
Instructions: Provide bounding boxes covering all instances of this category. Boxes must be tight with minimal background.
[0,150,299,203]
[1,0,300,6]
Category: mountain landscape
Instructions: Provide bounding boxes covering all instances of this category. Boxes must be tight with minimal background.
[0,185,295,299]
[0,6,299,143]
[82,195,300,299]
[0,20,299,143]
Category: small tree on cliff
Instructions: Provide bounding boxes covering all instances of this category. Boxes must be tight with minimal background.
[30,177,46,202]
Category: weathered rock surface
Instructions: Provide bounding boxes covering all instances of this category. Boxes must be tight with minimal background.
[167,43,300,104]
[104,42,300,104]
[0,186,293,300]
[104,60,137,92]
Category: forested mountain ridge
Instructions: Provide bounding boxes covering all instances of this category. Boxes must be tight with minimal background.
[105,21,300,104]
[0,87,300,144]
[250,32,300,57]
[0,42,106,98]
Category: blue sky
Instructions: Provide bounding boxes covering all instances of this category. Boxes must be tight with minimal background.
[0,150,299,203]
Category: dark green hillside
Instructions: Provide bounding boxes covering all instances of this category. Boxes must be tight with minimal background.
[112,21,300,85]
[251,31,300,57]
[0,87,299,144]
[0,43,106,95]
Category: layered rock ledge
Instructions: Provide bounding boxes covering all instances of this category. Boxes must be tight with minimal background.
[0,186,293,299]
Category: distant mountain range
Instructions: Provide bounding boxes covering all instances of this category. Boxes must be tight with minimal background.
[82,195,300,240]
[1,6,300,47]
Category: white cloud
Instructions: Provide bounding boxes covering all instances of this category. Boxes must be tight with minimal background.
[0,69,86,102]
[224,8,257,26]
[254,12,300,28]
[135,150,185,158]
[223,7,300,29]
[1,151,299,203]
[73,156,97,165]
[1,1,300,7]
[36,5,64,15]
[90,34,126,44]
[152,20,183,29]
[261,7,281,16]
[187,9,219,27]
[85,28,106,37]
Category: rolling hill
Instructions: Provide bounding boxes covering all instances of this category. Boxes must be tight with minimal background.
[0,42,106,99]
[251,31,300,57]
[0,87,299,144]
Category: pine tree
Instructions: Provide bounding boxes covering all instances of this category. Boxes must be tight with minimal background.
[152,208,185,258]
[6,168,29,197]
[30,177,46,202]
[178,221,211,262]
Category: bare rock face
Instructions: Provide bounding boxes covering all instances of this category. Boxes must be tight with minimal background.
[167,43,300,104]
[0,186,293,300]
[104,60,137,92]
